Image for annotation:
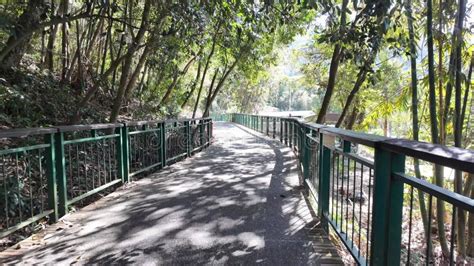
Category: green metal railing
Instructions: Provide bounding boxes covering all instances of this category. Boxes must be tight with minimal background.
[210,113,232,122]
[0,118,212,239]
[231,113,474,265]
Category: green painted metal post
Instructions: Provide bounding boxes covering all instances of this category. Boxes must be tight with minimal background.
[160,122,167,168]
[272,118,276,139]
[185,121,191,157]
[370,147,405,265]
[294,122,298,152]
[118,126,129,183]
[266,117,269,136]
[343,140,351,153]
[54,131,67,217]
[301,127,311,180]
[284,120,288,145]
[200,119,205,149]
[45,133,58,222]
[294,122,298,151]
[280,119,284,143]
[289,121,293,147]
[318,132,331,231]
[209,120,213,146]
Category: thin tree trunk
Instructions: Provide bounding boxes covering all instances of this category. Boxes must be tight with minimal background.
[316,0,348,123]
[60,0,69,81]
[155,55,197,110]
[453,0,467,257]
[74,20,84,89]
[124,42,153,102]
[427,0,449,256]
[109,0,151,123]
[45,24,58,71]
[192,27,219,118]
[203,59,239,117]
[461,55,473,131]
[203,69,219,116]
[181,56,202,109]
[441,7,461,143]
[335,68,367,127]
[344,105,358,130]
[405,0,430,244]
[438,0,445,145]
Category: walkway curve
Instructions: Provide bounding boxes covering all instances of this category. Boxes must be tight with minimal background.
[0,122,342,265]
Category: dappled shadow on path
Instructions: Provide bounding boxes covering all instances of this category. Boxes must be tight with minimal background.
[2,122,341,265]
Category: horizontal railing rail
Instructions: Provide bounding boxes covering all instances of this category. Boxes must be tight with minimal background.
[0,117,213,239]
[230,113,474,265]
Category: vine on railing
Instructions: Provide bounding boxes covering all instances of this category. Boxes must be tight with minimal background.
[232,113,474,265]
[0,118,212,239]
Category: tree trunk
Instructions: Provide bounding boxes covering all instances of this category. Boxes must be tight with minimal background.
[335,68,367,128]
[316,45,343,123]
[124,42,153,102]
[192,28,218,118]
[441,6,461,144]
[203,69,219,117]
[109,0,151,123]
[181,57,202,109]
[438,0,444,146]
[316,0,348,123]
[60,0,69,81]
[344,105,358,130]
[452,0,467,257]
[45,24,58,71]
[427,0,449,256]
[155,55,197,110]
[0,0,48,70]
[461,55,473,133]
[203,59,239,117]
[405,0,430,246]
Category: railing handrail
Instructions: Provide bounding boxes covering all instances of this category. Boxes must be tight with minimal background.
[0,117,212,138]
[381,138,474,173]
[230,113,474,173]
[0,127,58,138]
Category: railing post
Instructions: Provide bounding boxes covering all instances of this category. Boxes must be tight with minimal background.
[289,121,293,147]
[200,119,205,148]
[45,133,58,222]
[293,121,299,151]
[318,132,331,231]
[185,120,191,157]
[206,119,211,147]
[118,125,129,183]
[266,117,269,136]
[284,120,288,145]
[160,122,167,168]
[272,117,276,139]
[280,119,284,143]
[370,146,405,265]
[209,119,213,144]
[301,126,311,181]
[54,131,67,218]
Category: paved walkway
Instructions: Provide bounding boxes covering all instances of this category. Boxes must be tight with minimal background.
[0,122,342,265]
